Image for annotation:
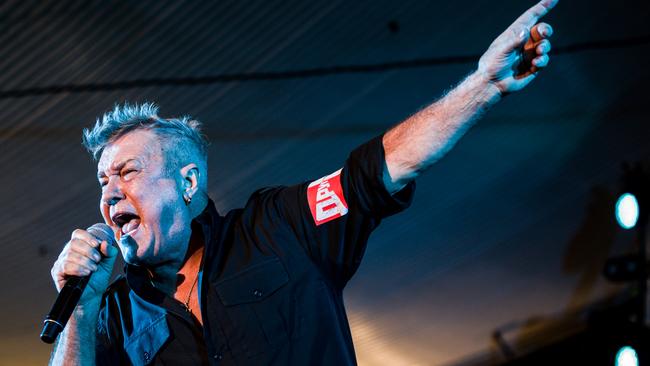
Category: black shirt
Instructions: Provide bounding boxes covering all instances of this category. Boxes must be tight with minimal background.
[96,135,415,365]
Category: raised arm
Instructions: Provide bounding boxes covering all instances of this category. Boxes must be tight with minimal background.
[383,0,557,193]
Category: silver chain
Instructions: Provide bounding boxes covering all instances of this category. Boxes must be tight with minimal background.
[184,273,199,313]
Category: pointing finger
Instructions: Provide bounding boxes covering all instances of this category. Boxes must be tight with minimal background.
[514,0,559,29]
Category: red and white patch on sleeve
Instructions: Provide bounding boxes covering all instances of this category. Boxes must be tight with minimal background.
[307,168,349,226]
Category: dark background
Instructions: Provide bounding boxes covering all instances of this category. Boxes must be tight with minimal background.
[0,0,649,365]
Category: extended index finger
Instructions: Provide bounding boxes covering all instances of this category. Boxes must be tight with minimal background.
[514,0,559,29]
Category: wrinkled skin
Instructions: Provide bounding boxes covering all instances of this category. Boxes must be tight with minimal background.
[51,129,196,305]
[97,129,192,269]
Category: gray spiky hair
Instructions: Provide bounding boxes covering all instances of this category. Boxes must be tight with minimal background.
[82,102,210,193]
[82,102,208,161]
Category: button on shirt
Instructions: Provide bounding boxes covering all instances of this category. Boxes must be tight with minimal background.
[95,135,415,365]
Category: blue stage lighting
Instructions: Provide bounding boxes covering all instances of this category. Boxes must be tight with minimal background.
[615,193,639,230]
[615,346,638,366]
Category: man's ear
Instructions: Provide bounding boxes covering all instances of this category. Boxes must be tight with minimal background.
[180,163,200,198]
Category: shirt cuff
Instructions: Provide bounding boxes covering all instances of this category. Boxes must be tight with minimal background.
[346,134,415,218]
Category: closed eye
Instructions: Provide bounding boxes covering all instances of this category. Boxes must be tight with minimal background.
[121,169,137,179]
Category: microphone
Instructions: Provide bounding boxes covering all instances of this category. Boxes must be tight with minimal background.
[40,223,116,344]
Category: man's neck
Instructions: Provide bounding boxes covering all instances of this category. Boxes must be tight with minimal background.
[173,237,205,325]
[148,227,205,296]
[177,244,203,283]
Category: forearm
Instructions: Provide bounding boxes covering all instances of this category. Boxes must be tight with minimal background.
[382,70,502,193]
[49,301,100,366]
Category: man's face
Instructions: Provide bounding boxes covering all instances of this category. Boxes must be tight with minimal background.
[97,129,191,266]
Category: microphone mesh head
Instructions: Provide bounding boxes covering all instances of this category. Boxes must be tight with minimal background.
[87,223,117,245]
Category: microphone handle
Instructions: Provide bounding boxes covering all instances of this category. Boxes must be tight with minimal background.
[40,223,114,344]
[40,275,91,344]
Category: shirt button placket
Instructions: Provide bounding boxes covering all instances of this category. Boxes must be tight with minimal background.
[143,351,150,363]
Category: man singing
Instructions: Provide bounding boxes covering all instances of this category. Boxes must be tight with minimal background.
[49,1,557,364]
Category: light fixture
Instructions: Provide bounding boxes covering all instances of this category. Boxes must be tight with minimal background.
[615,193,639,230]
[615,345,639,366]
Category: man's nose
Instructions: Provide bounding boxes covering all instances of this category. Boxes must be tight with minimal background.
[101,177,124,206]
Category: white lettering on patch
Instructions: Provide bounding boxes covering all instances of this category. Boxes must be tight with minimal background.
[307,169,348,225]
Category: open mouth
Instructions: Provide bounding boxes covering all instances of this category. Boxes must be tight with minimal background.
[111,212,141,237]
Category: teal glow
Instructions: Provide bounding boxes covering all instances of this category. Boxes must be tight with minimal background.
[615,346,638,366]
[615,193,639,230]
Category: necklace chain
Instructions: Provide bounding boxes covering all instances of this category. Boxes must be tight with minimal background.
[184,273,199,313]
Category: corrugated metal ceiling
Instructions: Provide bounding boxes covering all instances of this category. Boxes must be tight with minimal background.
[1,0,649,364]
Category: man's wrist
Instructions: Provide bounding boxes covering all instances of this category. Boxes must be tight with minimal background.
[70,299,101,325]
[472,70,504,103]
[49,301,100,366]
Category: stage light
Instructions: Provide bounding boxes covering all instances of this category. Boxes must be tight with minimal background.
[615,193,639,229]
[615,346,638,366]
